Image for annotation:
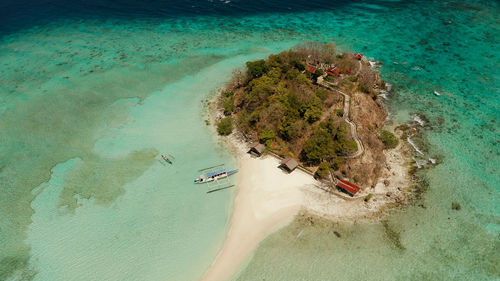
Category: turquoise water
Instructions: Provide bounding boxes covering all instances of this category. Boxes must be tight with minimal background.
[0,0,499,280]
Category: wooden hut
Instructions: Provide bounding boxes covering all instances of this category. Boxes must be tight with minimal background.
[248,142,265,157]
[279,157,298,173]
[337,180,361,197]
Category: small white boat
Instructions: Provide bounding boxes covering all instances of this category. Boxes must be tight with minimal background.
[434,90,441,96]
[194,168,238,184]
[161,155,172,164]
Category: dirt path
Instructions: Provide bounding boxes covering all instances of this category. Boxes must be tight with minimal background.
[319,81,364,158]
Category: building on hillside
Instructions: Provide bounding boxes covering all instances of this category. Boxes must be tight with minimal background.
[337,179,361,196]
[327,67,339,77]
[279,157,298,173]
[248,142,265,157]
[305,64,318,74]
[354,53,363,60]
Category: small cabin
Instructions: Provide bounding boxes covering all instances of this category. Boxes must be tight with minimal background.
[279,157,298,173]
[337,180,361,197]
[353,53,363,60]
[248,142,265,157]
[305,64,318,74]
[327,67,340,77]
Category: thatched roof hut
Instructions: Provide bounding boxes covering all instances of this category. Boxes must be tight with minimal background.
[248,142,265,156]
[279,157,298,172]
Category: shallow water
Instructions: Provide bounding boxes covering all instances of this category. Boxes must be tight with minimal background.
[0,0,499,280]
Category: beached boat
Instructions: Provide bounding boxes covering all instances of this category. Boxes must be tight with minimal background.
[162,155,172,164]
[194,168,238,184]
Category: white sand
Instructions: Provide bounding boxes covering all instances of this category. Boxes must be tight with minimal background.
[200,141,316,281]
[302,142,411,221]
[201,101,411,281]
[200,134,410,281]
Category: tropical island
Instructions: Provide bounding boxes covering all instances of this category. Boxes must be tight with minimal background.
[216,42,399,189]
[202,42,412,281]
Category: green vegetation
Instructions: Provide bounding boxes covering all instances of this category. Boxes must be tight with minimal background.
[222,91,235,116]
[315,89,329,101]
[220,43,379,171]
[358,83,371,94]
[217,116,233,135]
[315,162,331,179]
[301,118,356,163]
[353,175,360,183]
[379,130,399,149]
[246,59,270,79]
[259,128,275,146]
[364,193,373,202]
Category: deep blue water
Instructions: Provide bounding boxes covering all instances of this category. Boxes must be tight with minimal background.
[0,0,365,36]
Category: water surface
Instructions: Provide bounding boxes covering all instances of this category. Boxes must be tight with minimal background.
[0,0,498,280]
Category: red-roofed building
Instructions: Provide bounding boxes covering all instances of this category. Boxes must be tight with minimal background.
[327,68,351,76]
[305,64,318,74]
[337,180,361,196]
[327,67,339,77]
[354,53,363,60]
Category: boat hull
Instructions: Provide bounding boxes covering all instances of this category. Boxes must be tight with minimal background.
[194,169,238,184]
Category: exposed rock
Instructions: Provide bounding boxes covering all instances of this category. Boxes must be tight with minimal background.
[383,179,390,186]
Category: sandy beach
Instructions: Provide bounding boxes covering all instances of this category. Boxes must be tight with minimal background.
[200,132,411,281]
[200,139,316,281]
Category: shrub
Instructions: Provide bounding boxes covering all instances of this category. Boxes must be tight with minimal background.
[295,73,311,85]
[379,130,399,149]
[325,75,336,82]
[329,156,344,170]
[217,117,233,136]
[290,58,305,71]
[303,130,335,163]
[223,97,234,116]
[222,91,234,98]
[246,59,269,79]
[335,109,344,117]
[315,162,331,179]
[315,89,329,101]
[358,83,371,94]
[347,76,358,82]
[286,69,300,80]
[353,175,360,183]
[364,193,373,202]
[236,111,251,133]
[304,106,322,124]
[279,115,300,140]
[313,68,324,78]
[259,128,275,144]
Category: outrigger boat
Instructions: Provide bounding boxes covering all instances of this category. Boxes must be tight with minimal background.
[194,168,238,184]
[161,155,173,164]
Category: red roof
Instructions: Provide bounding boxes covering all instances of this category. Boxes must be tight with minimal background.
[327,68,340,76]
[354,53,363,59]
[305,65,318,74]
[337,180,361,195]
